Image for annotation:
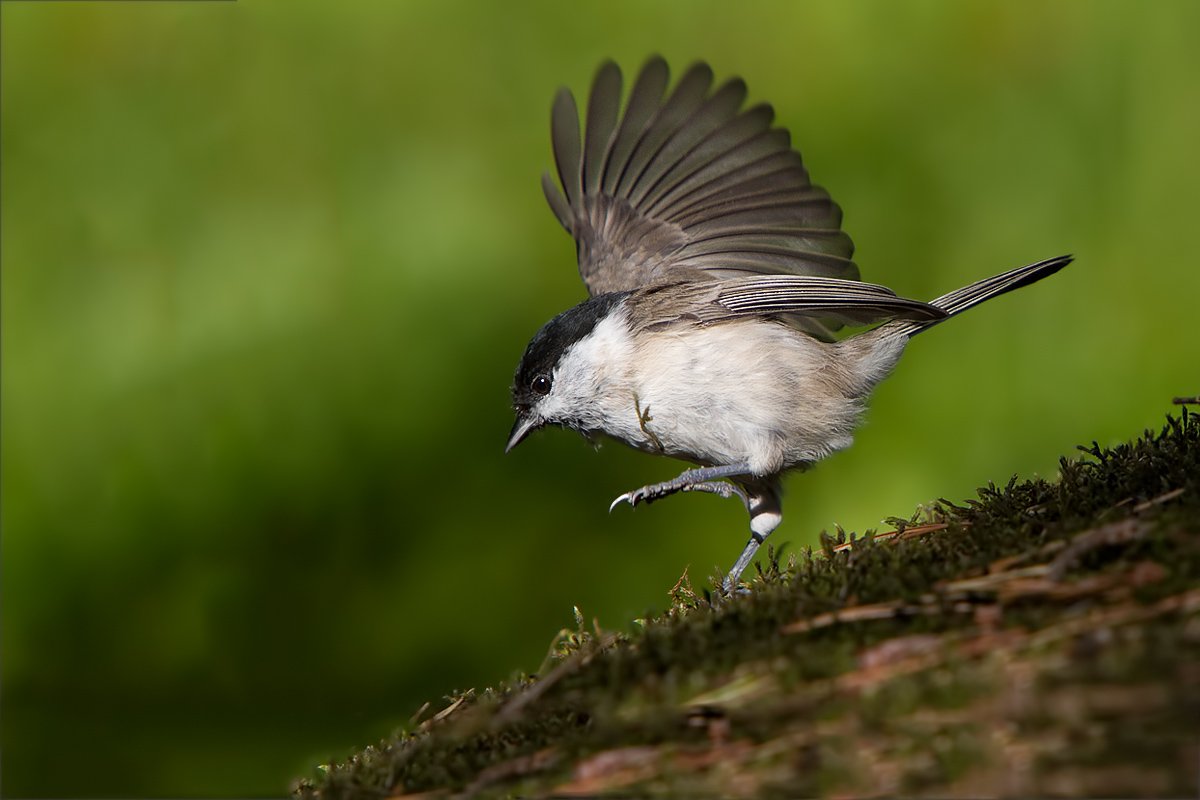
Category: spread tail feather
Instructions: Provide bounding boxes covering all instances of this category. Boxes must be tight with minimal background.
[879,255,1072,339]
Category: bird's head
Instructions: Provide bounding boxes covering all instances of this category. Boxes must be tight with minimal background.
[507,292,629,452]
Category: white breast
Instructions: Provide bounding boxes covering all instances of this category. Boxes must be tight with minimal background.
[547,312,885,477]
[633,320,868,474]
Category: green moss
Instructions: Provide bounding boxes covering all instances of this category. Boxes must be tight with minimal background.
[296,409,1198,798]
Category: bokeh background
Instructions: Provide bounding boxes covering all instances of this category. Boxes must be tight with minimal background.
[3,0,1196,795]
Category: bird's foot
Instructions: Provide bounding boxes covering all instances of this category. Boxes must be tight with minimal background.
[719,581,753,598]
[609,478,749,512]
[608,464,754,513]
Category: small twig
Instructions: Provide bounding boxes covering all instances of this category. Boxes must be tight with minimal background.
[936,565,1052,594]
[781,599,973,635]
[420,691,473,730]
[988,539,1067,574]
[898,522,956,538]
[408,701,432,728]
[829,523,954,553]
[1048,518,1149,581]
[1132,487,1185,513]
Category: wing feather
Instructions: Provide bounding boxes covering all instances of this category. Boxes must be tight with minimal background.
[550,89,583,210]
[673,248,854,275]
[616,62,714,201]
[677,193,842,230]
[629,78,747,209]
[675,229,853,261]
[655,149,803,220]
[545,58,859,306]
[641,101,772,217]
[600,57,669,196]
[627,275,946,336]
[717,275,944,324]
[583,62,622,196]
[541,171,571,231]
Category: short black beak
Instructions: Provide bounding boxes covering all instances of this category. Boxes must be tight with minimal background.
[505,411,541,453]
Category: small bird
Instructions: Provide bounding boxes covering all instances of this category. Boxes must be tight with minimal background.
[507,57,1069,592]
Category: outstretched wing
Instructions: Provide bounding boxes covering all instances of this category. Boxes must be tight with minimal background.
[542,57,858,302]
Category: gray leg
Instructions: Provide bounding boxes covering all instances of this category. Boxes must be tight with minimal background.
[609,463,753,512]
[722,483,783,594]
[680,481,750,510]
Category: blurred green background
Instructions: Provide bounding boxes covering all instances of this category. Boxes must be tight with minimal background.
[2,0,1196,795]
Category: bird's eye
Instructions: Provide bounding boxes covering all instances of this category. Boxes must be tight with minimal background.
[531,374,552,396]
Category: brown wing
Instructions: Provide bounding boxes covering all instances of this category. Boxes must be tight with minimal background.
[627,275,945,333]
[542,57,858,308]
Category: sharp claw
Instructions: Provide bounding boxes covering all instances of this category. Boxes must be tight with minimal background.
[609,492,634,513]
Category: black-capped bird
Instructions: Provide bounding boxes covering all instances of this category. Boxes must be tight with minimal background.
[506,57,1069,592]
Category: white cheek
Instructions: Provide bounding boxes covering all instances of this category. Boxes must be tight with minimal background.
[550,314,636,411]
[537,394,568,422]
[517,312,638,437]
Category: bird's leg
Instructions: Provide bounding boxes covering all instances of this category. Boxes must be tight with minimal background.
[609,463,753,512]
[722,482,783,594]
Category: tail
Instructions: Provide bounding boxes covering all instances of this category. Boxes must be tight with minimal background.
[879,255,1072,339]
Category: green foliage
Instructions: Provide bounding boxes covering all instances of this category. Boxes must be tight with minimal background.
[297,410,1198,797]
[3,1,1198,794]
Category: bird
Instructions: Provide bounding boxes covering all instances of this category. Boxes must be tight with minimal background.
[506,57,1070,593]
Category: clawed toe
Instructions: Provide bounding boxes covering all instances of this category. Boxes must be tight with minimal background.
[608,492,635,512]
[609,486,654,511]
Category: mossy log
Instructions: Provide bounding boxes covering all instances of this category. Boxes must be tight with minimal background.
[297,408,1199,798]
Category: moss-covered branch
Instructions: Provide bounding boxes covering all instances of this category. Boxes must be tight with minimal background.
[296,408,1199,798]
